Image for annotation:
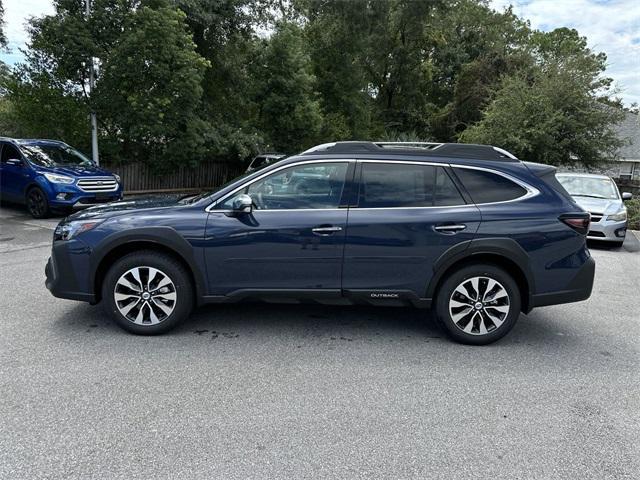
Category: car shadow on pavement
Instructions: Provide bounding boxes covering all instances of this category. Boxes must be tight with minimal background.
[52,300,574,350]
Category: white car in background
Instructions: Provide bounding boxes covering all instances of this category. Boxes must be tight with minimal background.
[556,172,633,247]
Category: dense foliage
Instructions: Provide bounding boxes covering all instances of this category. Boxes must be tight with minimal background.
[0,0,627,169]
[0,0,6,49]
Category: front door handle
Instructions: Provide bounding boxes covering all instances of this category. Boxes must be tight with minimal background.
[312,225,343,235]
[434,224,467,234]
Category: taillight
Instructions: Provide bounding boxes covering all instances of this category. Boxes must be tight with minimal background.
[560,213,591,235]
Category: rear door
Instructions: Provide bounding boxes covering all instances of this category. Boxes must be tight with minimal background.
[341,160,481,298]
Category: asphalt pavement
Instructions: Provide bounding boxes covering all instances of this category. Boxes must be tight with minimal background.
[1,203,639,479]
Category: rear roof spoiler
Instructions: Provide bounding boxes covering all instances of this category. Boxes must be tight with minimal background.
[523,161,556,177]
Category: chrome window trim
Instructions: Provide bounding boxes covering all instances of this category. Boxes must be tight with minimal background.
[205,159,354,212]
[358,159,448,167]
[209,208,345,214]
[450,164,540,206]
[205,159,539,213]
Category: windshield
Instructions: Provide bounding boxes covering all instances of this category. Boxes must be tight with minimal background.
[21,143,94,168]
[183,170,255,204]
[556,175,619,200]
[252,157,272,169]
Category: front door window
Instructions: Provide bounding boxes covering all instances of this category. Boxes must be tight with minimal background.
[219,162,349,210]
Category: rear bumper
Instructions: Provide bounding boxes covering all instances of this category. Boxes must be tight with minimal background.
[45,241,97,303]
[530,255,595,308]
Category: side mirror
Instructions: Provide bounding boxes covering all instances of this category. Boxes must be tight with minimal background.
[622,192,633,201]
[6,158,22,167]
[232,194,253,214]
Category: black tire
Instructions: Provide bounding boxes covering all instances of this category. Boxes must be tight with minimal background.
[435,264,521,345]
[26,187,50,219]
[102,250,194,335]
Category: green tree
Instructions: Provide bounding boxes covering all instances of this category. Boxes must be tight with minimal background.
[0,0,6,49]
[252,22,323,152]
[301,0,442,138]
[427,1,532,140]
[174,0,270,160]
[2,0,629,169]
[6,0,209,169]
[460,28,624,166]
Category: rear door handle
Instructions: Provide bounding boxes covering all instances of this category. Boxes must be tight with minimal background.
[312,226,343,235]
[434,224,467,234]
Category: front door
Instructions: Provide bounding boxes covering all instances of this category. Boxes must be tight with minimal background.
[0,143,29,201]
[342,161,481,297]
[204,161,353,295]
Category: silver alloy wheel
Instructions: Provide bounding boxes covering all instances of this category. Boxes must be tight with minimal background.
[114,266,177,325]
[448,276,510,335]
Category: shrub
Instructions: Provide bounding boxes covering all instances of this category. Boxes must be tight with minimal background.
[626,198,640,231]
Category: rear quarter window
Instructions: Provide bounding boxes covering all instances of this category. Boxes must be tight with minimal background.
[453,168,527,204]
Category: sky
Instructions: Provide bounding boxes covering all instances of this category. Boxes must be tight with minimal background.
[1,0,639,106]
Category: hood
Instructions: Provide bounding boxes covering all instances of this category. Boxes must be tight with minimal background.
[35,164,114,178]
[68,194,188,221]
[572,196,622,215]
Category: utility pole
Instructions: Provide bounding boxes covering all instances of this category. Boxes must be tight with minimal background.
[86,0,99,165]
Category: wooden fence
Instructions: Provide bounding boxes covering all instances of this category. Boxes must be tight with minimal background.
[101,161,245,194]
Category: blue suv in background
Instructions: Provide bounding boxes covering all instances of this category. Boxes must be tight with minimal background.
[0,138,122,218]
[45,141,595,344]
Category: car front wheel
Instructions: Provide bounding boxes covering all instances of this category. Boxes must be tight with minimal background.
[435,264,521,345]
[102,251,194,335]
[26,187,50,218]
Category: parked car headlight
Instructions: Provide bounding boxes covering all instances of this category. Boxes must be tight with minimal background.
[54,220,102,241]
[114,174,121,183]
[44,172,75,184]
[607,209,627,222]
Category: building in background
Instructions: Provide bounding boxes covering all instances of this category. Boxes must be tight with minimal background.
[565,111,640,188]
[612,111,640,181]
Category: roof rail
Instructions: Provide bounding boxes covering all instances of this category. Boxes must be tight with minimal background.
[300,141,519,161]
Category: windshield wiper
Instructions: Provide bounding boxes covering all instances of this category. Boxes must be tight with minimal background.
[571,194,608,199]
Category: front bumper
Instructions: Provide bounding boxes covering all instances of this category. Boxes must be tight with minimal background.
[45,182,123,209]
[587,217,627,242]
[531,255,595,308]
[45,240,97,303]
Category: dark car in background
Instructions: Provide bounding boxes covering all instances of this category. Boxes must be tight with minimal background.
[0,138,123,218]
[45,141,595,345]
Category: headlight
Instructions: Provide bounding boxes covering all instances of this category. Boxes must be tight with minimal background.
[607,209,627,222]
[44,172,75,184]
[113,174,121,183]
[54,220,102,241]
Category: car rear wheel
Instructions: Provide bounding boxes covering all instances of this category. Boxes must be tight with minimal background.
[102,251,194,335]
[435,264,521,345]
[26,187,50,219]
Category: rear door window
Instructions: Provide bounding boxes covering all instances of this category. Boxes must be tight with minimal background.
[357,163,465,208]
[453,167,527,204]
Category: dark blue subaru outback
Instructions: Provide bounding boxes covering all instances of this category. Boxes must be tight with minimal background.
[45,142,595,344]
